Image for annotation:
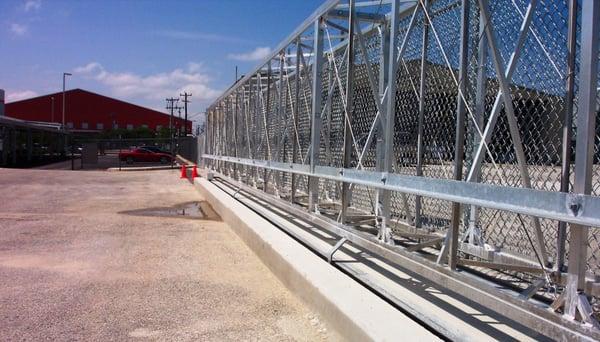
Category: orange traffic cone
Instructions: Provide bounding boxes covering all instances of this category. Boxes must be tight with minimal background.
[191,165,198,179]
[180,164,187,179]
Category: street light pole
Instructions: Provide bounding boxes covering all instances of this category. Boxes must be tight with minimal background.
[62,72,72,130]
[51,96,55,123]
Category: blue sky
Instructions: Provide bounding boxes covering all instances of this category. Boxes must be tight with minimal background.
[0,0,323,122]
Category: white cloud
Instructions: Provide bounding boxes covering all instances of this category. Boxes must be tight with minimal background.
[227,47,272,62]
[187,62,202,73]
[6,90,38,102]
[10,23,28,36]
[24,0,42,12]
[74,62,221,103]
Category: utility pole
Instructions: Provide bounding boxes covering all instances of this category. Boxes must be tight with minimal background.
[180,92,192,135]
[166,97,178,157]
[166,97,178,132]
[62,72,71,157]
[175,105,184,137]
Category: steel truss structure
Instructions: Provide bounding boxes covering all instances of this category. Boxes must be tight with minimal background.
[203,0,600,339]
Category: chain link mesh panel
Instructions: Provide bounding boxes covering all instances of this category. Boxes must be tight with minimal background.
[204,0,600,308]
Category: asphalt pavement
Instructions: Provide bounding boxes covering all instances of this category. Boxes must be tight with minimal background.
[0,168,337,341]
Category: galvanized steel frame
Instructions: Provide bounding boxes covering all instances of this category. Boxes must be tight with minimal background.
[203,0,600,337]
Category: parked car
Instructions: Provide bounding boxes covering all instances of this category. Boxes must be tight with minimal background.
[118,148,174,164]
[139,146,172,155]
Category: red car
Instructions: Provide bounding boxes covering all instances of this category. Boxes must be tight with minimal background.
[119,148,174,164]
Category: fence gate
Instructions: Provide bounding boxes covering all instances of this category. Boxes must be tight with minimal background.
[202,0,600,339]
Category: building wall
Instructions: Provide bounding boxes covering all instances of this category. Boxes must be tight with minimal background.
[5,89,191,132]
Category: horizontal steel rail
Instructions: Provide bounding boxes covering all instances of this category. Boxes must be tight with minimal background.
[203,154,600,227]
[210,172,600,341]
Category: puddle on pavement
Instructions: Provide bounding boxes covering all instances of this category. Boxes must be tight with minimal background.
[119,201,220,221]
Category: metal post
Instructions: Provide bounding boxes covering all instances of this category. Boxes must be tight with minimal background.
[230,98,235,176]
[26,129,32,163]
[340,1,356,220]
[0,127,9,166]
[224,99,230,176]
[415,0,430,229]
[291,38,302,203]
[380,0,401,244]
[206,110,211,169]
[255,73,261,187]
[242,85,251,184]
[226,100,231,176]
[10,128,16,164]
[264,61,272,192]
[447,0,470,270]
[200,120,206,169]
[565,0,599,321]
[213,107,218,172]
[1,128,7,166]
[212,108,216,171]
[375,16,391,229]
[467,4,488,247]
[556,0,577,273]
[118,136,122,171]
[217,105,223,173]
[277,53,285,195]
[308,17,326,212]
[205,110,209,169]
[234,90,240,181]
[213,108,218,171]
[230,98,234,176]
[210,110,215,170]
[325,63,334,169]
[62,72,71,130]
[71,135,75,171]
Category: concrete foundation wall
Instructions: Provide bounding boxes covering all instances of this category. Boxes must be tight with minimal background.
[194,177,437,341]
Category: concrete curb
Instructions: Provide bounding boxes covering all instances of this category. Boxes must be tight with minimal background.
[175,154,195,166]
[194,177,437,341]
[107,165,177,172]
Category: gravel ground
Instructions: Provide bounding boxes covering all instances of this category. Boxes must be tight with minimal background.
[0,168,338,341]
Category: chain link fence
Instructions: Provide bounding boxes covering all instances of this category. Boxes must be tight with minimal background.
[203,0,600,329]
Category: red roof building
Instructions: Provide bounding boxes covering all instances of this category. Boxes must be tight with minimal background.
[5,89,190,133]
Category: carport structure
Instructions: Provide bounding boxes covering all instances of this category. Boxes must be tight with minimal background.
[0,116,69,167]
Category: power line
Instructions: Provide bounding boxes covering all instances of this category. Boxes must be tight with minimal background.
[188,111,205,120]
[165,97,179,131]
[165,97,179,155]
